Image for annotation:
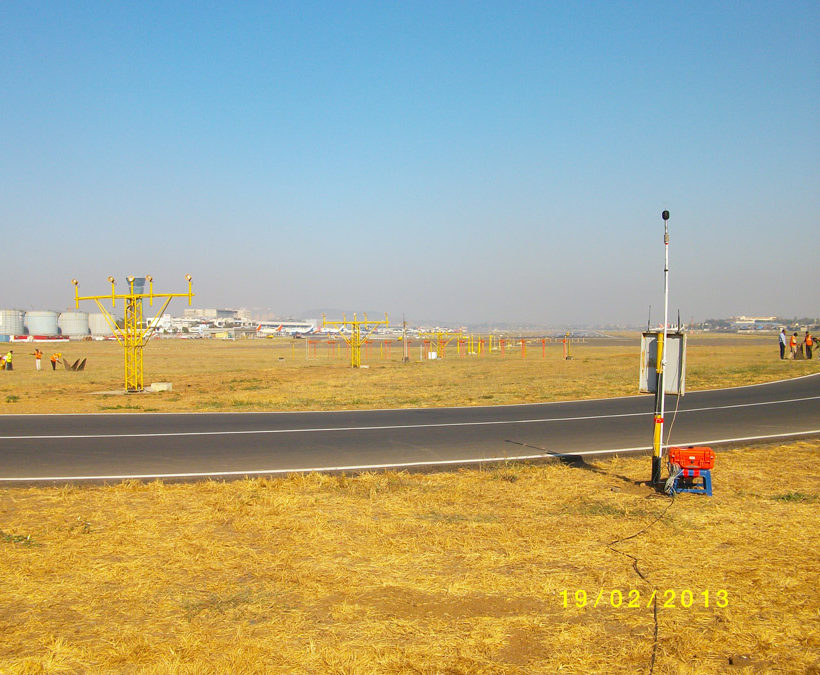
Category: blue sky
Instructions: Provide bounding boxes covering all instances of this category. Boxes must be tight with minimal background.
[1,1,817,325]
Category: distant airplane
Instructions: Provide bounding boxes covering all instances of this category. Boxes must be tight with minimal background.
[255,320,318,337]
[259,323,282,332]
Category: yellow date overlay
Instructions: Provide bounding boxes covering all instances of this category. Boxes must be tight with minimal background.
[561,589,728,609]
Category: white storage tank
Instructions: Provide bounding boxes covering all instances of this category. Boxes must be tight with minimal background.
[25,310,59,336]
[58,311,90,337]
[89,313,114,337]
[0,309,25,336]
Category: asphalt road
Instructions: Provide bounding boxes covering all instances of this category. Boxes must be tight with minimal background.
[1,374,818,483]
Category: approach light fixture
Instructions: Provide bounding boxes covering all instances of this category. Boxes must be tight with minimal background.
[71,274,195,392]
[662,210,670,221]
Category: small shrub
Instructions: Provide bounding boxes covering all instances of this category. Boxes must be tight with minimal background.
[1,530,35,546]
[772,492,817,503]
[231,399,255,408]
[492,471,519,483]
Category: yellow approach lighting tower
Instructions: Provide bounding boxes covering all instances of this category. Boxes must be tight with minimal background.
[72,275,194,392]
[323,312,388,368]
[419,330,463,358]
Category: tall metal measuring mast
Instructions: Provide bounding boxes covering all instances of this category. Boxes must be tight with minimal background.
[651,210,670,485]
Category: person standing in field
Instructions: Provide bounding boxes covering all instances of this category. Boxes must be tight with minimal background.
[32,347,43,371]
[50,352,62,370]
[790,333,798,359]
[779,328,787,359]
[804,331,814,360]
[4,350,13,370]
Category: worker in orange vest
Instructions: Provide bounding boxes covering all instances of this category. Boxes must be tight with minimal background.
[31,348,43,371]
[789,333,798,359]
[804,332,814,360]
[50,352,62,371]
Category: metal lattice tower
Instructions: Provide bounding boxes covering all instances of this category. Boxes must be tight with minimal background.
[322,312,389,368]
[72,274,193,392]
[419,330,463,358]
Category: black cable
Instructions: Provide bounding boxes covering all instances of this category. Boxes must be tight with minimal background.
[506,437,676,672]
[607,493,675,674]
[665,389,682,447]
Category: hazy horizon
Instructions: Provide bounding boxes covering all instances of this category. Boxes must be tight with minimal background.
[2,3,818,325]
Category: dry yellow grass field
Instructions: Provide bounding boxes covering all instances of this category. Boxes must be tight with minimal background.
[1,332,817,672]
[0,333,817,414]
[0,441,817,674]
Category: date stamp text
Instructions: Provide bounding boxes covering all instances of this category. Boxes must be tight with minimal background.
[560,589,728,609]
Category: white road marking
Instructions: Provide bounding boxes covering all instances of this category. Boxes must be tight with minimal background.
[0,395,817,440]
[1,429,818,483]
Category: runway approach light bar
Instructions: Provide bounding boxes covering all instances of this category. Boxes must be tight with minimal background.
[72,274,194,392]
[323,312,389,368]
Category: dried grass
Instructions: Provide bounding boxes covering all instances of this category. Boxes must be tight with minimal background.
[0,441,818,673]
[0,334,816,414]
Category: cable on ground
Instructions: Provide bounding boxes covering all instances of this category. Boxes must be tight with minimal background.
[506,422,683,673]
[606,493,675,674]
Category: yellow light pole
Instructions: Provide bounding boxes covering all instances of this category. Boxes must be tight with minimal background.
[72,275,194,392]
[322,312,389,368]
[563,331,572,360]
[419,331,463,359]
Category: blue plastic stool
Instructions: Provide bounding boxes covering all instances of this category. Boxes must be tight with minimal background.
[671,468,712,496]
